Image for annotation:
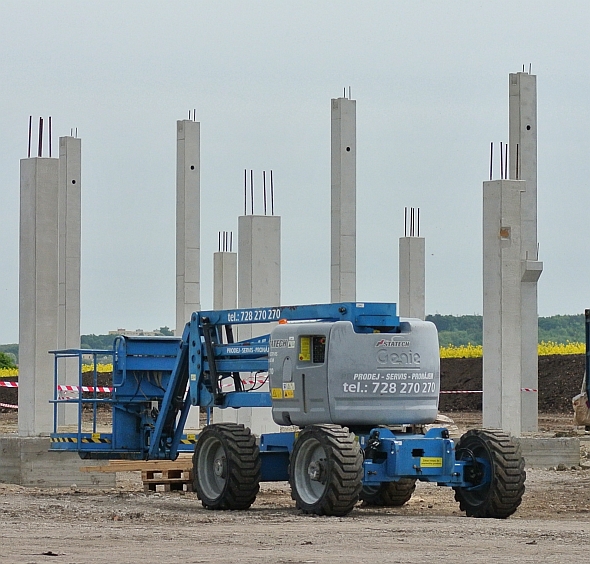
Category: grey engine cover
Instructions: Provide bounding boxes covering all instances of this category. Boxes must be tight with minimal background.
[268,319,440,427]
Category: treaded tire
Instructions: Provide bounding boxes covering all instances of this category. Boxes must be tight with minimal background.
[360,478,417,507]
[453,429,526,518]
[289,424,363,517]
[193,423,260,510]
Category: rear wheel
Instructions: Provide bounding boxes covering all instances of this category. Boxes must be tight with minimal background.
[360,478,417,507]
[193,423,260,510]
[290,424,363,516]
[453,429,525,518]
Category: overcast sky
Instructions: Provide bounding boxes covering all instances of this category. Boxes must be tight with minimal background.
[1,1,590,343]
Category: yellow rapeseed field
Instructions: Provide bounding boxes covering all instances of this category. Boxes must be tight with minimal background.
[440,341,585,358]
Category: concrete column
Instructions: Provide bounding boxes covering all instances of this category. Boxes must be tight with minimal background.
[509,71,542,432]
[176,119,201,430]
[176,119,200,335]
[482,180,525,436]
[213,251,237,311]
[212,250,238,424]
[398,237,425,319]
[236,215,281,434]
[18,158,59,437]
[57,136,81,426]
[331,96,356,303]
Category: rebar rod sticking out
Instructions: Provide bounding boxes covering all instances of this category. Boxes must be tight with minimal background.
[270,170,274,215]
[504,143,508,180]
[500,142,504,180]
[250,170,254,215]
[27,116,32,158]
[49,116,52,158]
[489,142,493,181]
[404,207,407,237]
[263,171,267,215]
[244,170,247,215]
[38,117,43,157]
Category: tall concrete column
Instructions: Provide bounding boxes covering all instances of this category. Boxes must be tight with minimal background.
[331,96,356,303]
[57,136,81,426]
[509,71,542,432]
[176,119,201,430]
[237,214,281,435]
[212,249,238,424]
[19,158,59,436]
[482,180,526,436]
[176,119,200,335]
[398,236,425,320]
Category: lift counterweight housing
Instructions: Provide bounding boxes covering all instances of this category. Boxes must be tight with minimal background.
[50,302,526,518]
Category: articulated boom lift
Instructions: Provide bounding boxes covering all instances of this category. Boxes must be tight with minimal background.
[51,302,525,517]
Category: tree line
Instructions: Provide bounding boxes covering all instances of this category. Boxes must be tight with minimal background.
[427,313,586,347]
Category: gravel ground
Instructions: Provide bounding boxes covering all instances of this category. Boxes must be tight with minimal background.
[2,411,590,563]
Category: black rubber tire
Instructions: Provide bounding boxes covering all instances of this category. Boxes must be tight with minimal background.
[453,429,526,518]
[289,424,363,517]
[193,423,260,510]
[360,478,417,507]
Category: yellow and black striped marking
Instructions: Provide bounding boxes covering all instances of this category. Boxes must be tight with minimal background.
[180,438,198,445]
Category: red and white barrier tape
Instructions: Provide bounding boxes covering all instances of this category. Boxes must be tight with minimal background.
[0,402,18,409]
[0,381,18,388]
[439,390,482,394]
[0,381,113,392]
[1,379,539,395]
[57,384,113,393]
[441,388,537,394]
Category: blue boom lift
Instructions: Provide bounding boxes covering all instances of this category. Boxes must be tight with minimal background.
[50,302,525,518]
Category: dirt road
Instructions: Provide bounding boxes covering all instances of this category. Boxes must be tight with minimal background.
[2,461,590,563]
[2,411,590,562]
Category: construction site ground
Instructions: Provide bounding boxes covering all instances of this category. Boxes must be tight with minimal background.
[2,356,590,562]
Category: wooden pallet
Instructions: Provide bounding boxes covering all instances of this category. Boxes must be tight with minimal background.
[80,456,193,474]
[80,456,194,492]
[142,468,194,493]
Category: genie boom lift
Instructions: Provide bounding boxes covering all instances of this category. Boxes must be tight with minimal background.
[50,302,526,518]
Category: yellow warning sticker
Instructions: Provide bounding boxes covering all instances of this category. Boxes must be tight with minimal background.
[420,457,443,468]
[91,433,101,440]
[299,336,311,361]
[186,434,196,441]
[271,388,283,399]
[284,389,294,399]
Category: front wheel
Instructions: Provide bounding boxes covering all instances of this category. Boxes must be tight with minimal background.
[289,424,363,516]
[453,429,525,518]
[193,423,260,510]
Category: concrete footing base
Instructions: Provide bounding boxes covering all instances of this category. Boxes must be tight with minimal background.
[0,436,115,487]
[516,437,580,469]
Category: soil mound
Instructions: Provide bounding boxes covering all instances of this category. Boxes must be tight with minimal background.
[439,354,586,413]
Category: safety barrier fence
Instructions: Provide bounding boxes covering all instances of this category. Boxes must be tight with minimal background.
[0,380,539,410]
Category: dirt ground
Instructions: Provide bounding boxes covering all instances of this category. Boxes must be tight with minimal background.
[2,357,590,562]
